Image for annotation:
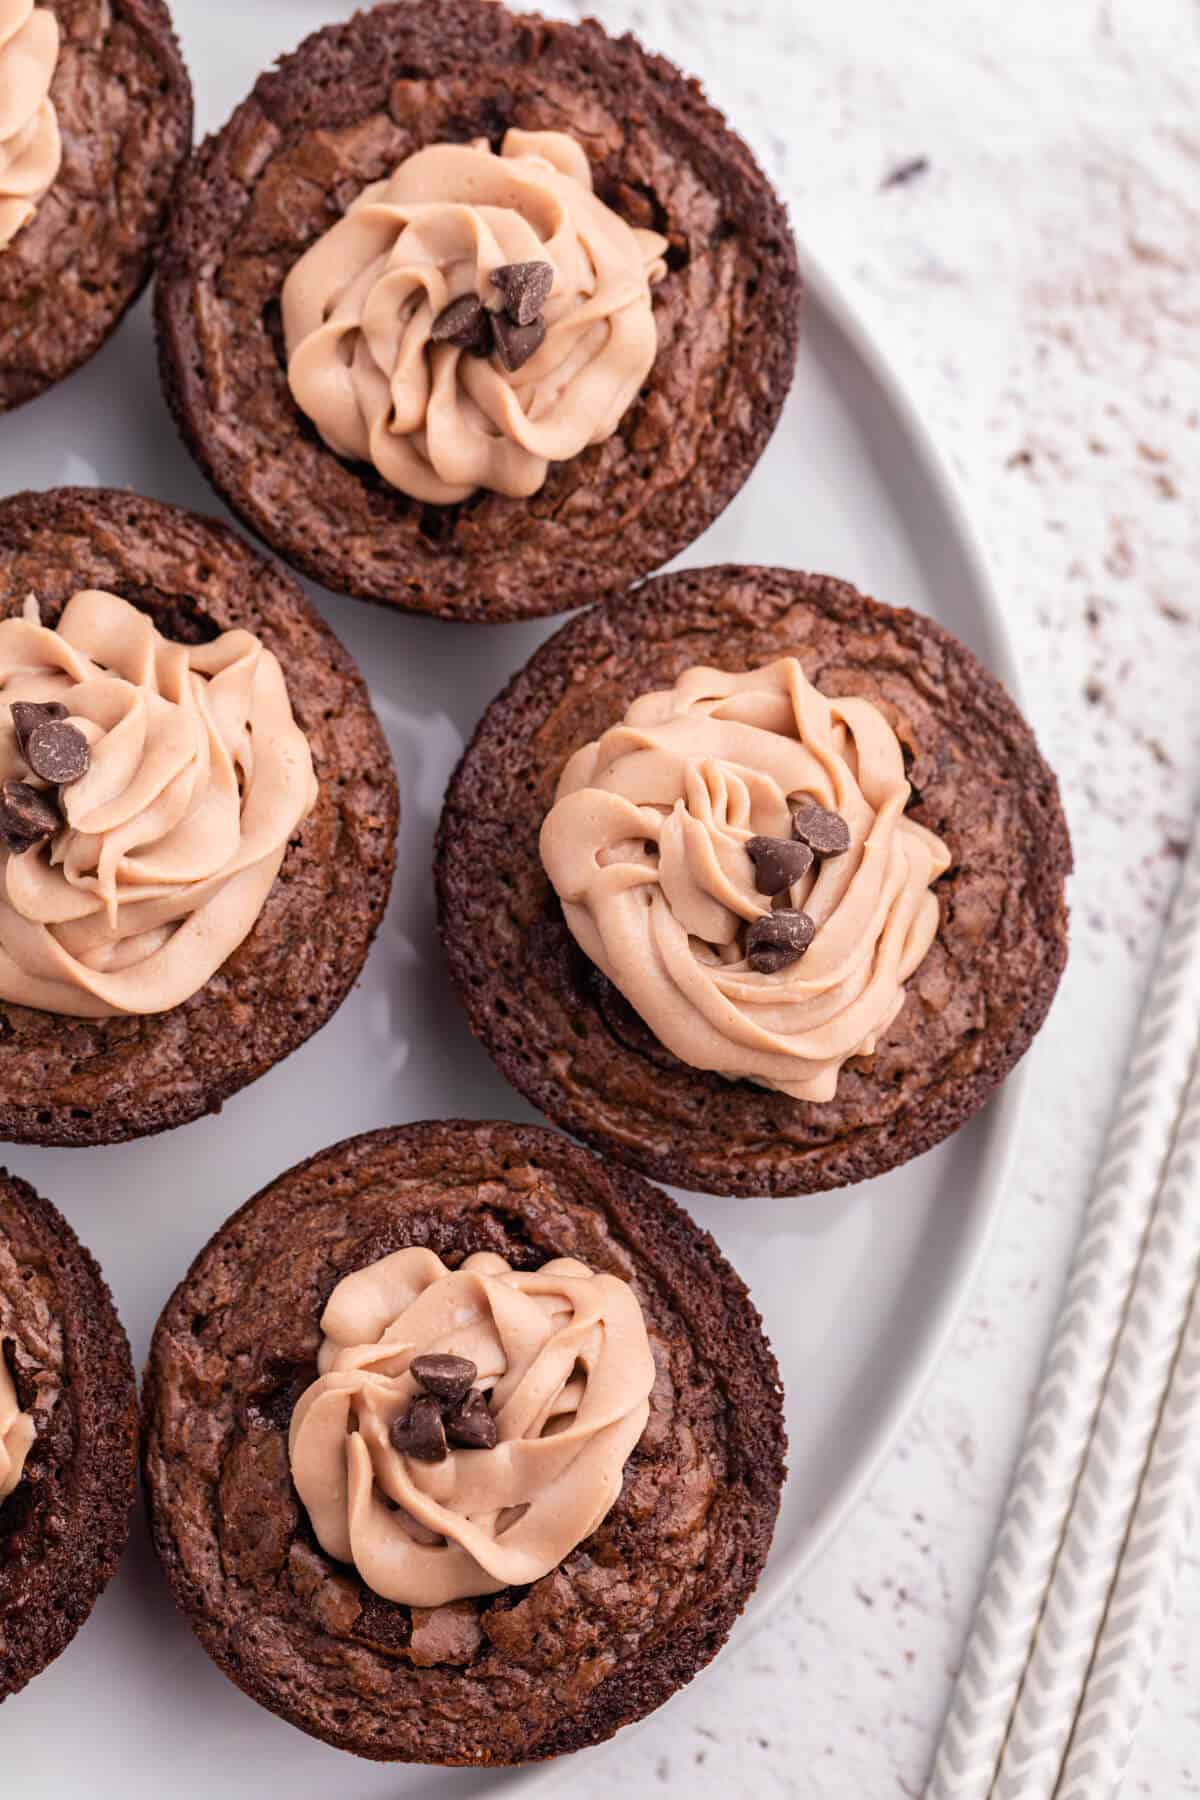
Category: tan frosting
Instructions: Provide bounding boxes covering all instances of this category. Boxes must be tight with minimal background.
[282,129,667,503]
[540,657,952,1103]
[0,0,61,250]
[0,1352,34,1499]
[0,591,318,1018]
[289,1247,656,1606]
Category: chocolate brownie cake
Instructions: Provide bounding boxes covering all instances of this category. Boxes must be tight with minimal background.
[0,487,398,1147]
[142,1120,785,1764]
[436,565,1072,1196]
[155,0,802,622]
[1,1169,138,1700]
[0,0,192,413]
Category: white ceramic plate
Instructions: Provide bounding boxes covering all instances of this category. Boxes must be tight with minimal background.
[2,5,1024,1795]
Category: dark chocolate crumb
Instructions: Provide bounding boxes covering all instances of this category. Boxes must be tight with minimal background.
[881,156,930,190]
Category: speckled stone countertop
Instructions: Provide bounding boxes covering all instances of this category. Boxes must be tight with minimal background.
[540,0,1200,1793]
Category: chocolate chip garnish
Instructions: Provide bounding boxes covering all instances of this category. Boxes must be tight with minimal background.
[0,779,61,854]
[445,1388,499,1452]
[410,1353,477,1406]
[492,312,546,373]
[746,908,816,974]
[790,800,851,858]
[24,718,90,787]
[489,259,553,327]
[430,293,494,357]
[746,834,814,896]
[391,1395,448,1463]
[10,700,67,757]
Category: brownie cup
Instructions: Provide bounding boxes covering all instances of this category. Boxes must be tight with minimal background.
[1,1169,138,1700]
[0,0,192,413]
[154,0,802,622]
[142,1120,785,1764]
[0,487,398,1147]
[436,565,1072,1197]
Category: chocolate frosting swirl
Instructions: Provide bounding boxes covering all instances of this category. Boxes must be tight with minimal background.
[540,658,952,1102]
[289,1247,655,1607]
[0,591,318,1017]
[0,0,61,250]
[283,129,667,503]
[0,1351,33,1498]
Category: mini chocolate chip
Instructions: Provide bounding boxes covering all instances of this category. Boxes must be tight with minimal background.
[492,312,546,373]
[391,1395,448,1463]
[24,719,90,787]
[746,834,814,895]
[490,259,554,326]
[0,779,61,854]
[430,293,494,357]
[445,1389,499,1452]
[410,1353,477,1406]
[10,700,66,757]
[790,800,851,857]
[746,908,816,973]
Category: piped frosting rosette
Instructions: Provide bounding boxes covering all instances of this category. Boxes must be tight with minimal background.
[540,657,952,1102]
[0,0,61,249]
[283,129,667,502]
[0,590,318,1017]
[289,1247,656,1606]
